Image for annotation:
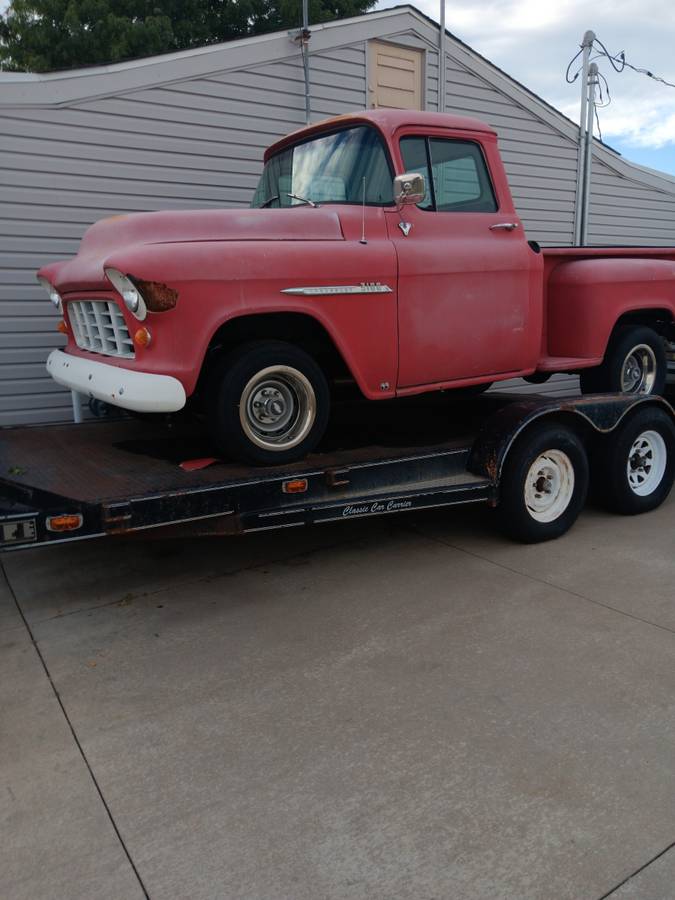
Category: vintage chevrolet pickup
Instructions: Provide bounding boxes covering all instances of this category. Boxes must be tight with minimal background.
[38,109,675,463]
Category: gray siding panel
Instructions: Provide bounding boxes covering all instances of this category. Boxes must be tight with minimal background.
[442,53,578,246]
[588,158,675,245]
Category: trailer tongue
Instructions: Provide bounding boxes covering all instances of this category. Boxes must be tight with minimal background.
[2,392,674,550]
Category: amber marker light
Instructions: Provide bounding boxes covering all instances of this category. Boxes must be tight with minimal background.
[282,478,308,494]
[134,327,152,348]
[46,513,83,533]
[56,319,68,334]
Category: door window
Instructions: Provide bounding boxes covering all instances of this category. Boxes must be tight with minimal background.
[399,136,497,212]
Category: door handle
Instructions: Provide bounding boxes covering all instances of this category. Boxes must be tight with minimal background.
[489,222,519,231]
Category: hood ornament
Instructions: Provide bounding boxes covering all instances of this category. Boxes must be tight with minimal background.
[398,221,412,237]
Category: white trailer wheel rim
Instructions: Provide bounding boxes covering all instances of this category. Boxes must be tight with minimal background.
[524,449,575,523]
[626,429,667,496]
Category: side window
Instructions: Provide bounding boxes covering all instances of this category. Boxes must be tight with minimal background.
[399,136,498,212]
[399,136,433,210]
[428,139,497,212]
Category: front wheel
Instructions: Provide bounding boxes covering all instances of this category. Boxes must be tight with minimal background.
[594,406,675,514]
[209,341,330,465]
[497,422,589,542]
[580,326,667,396]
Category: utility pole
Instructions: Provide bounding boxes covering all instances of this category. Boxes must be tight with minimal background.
[439,0,446,111]
[290,0,311,124]
[580,62,599,245]
[573,30,596,246]
[301,0,311,124]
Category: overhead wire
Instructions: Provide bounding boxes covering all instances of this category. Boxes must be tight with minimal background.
[565,36,675,143]
[565,38,675,92]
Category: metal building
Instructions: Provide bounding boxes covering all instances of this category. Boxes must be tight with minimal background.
[2,4,675,426]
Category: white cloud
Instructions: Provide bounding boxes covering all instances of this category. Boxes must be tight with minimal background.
[377,0,675,152]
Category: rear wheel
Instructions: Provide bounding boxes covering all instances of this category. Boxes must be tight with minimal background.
[209,341,330,465]
[594,406,675,514]
[580,326,667,396]
[497,422,589,542]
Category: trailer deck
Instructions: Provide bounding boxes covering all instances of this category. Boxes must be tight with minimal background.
[0,395,498,549]
[2,392,674,550]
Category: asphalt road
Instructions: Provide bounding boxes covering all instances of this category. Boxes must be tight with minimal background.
[2,496,675,900]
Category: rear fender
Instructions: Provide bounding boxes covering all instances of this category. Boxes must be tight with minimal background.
[546,258,675,358]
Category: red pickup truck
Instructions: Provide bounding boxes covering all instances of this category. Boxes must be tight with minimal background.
[39,109,675,463]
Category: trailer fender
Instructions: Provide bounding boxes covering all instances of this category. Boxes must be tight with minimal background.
[468,394,675,483]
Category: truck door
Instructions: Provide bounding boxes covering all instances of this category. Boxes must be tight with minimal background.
[388,135,536,388]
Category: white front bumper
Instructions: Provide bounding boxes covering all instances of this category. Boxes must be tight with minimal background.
[47,350,186,413]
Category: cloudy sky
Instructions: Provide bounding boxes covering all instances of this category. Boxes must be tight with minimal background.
[378,0,675,176]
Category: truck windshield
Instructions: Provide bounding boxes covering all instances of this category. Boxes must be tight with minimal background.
[251,126,394,208]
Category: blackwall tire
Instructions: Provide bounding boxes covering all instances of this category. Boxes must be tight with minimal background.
[497,422,589,542]
[595,406,675,515]
[580,326,667,396]
[209,341,330,465]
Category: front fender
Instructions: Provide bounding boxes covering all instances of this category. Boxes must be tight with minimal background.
[108,239,399,399]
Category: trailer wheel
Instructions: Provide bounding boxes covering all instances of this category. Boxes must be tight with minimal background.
[497,422,589,542]
[595,407,675,515]
[580,326,667,396]
[209,341,330,464]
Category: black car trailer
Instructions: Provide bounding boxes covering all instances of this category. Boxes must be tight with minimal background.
[1,392,674,552]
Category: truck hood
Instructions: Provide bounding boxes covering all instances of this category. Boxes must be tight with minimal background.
[40,207,345,291]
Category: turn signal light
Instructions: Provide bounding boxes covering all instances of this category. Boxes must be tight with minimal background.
[46,513,83,533]
[282,478,308,494]
[56,319,68,334]
[133,327,152,348]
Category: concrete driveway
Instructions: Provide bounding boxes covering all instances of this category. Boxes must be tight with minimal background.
[2,496,675,900]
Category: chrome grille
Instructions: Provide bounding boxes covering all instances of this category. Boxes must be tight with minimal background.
[68,300,135,359]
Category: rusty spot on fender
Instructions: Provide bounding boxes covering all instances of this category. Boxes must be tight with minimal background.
[484,450,499,482]
[132,278,178,312]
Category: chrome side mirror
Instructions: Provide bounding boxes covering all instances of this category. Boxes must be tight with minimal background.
[393,172,426,208]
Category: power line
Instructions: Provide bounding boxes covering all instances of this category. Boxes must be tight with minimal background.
[566,37,675,91]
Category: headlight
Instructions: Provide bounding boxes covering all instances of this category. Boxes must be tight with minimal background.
[37,276,62,311]
[105,268,147,320]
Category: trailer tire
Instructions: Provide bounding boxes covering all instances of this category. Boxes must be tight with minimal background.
[595,407,675,514]
[580,326,667,396]
[209,341,330,465]
[497,422,589,542]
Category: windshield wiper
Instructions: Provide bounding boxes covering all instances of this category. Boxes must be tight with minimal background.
[259,195,279,208]
[287,192,318,208]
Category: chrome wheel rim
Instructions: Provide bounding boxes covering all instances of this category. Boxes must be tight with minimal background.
[524,449,575,523]
[626,429,667,496]
[239,365,316,451]
[620,344,657,393]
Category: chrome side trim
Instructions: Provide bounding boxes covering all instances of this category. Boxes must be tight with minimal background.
[281,283,393,296]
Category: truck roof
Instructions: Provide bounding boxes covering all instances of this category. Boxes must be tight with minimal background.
[264,109,496,161]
